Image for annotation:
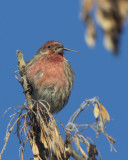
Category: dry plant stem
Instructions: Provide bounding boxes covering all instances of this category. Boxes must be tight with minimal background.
[17,50,33,109]
[69,98,98,123]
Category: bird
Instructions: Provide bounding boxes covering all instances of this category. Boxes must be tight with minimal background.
[25,40,78,114]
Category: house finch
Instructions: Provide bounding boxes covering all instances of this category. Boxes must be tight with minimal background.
[25,40,78,113]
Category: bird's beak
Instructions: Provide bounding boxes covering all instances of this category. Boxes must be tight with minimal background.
[64,48,80,53]
[55,44,80,53]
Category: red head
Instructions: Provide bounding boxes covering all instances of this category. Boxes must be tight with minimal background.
[39,40,79,57]
[41,40,65,57]
[42,41,62,49]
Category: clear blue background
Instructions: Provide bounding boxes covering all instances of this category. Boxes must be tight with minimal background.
[0,0,128,159]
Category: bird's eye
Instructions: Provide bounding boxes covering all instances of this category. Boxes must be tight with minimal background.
[48,46,51,48]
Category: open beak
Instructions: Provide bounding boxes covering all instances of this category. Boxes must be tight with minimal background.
[64,48,80,53]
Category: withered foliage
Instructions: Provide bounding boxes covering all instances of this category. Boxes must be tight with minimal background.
[81,0,128,53]
[0,51,116,160]
[0,103,66,160]
[0,97,116,160]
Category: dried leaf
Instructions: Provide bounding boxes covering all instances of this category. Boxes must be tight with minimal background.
[99,102,110,122]
[32,137,40,160]
[82,0,93,17]
[79,145,88,159]
[75,135,88,159]
[94,104,100,120]
[40,128,48,149]
[94,102,110,133]
[39,111,66,160]
[106,134,116,144]
[85,23,96,47]
[97,9,117,31]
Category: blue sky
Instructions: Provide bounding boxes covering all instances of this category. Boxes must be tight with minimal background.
[0,0,128,159]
